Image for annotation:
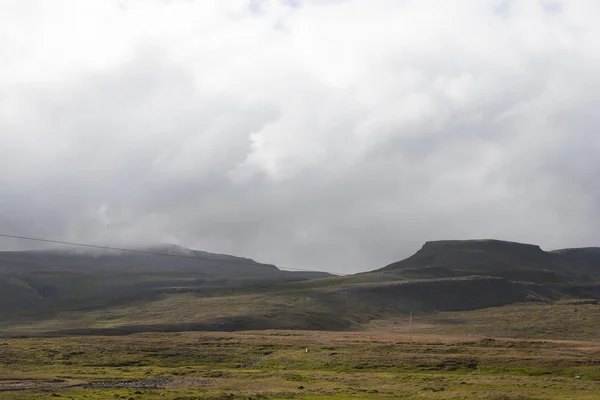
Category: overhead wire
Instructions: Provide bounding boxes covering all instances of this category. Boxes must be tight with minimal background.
[0,233,331,273]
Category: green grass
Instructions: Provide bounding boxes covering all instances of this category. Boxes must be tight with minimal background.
[1,330,600,399]
[2,276,568,337]
[416,301,600,340]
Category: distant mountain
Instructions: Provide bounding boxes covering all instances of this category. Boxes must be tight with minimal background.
[0,245,330,316]
[551,247,600,275]
[377,239,600,283]
[2,239,600,336]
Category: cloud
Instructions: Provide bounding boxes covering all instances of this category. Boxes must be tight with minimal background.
[1,0,600,272]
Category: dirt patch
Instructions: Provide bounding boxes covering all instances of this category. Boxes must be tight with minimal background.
[0,379,77,392]
[1,376,214,392]
[167,377,214,388]
[82,376,172,389]
[82,376,214,389]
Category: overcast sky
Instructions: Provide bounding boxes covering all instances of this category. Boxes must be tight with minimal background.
[1,0,599,273]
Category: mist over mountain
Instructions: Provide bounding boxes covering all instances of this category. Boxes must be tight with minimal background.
[0,244,329,316]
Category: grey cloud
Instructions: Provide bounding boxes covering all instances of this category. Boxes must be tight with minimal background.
[1,0,600,273]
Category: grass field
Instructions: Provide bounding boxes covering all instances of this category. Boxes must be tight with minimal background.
[3,300,600,399]
[2,325,600,399]
[365,301,600,341]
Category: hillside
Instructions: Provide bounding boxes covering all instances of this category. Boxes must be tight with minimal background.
[1,239,600,336]
[377,239,600,283]
[0,245,329,317]
[0,275,552,336]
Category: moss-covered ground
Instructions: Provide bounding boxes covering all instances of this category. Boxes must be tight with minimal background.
[2,328,600,399]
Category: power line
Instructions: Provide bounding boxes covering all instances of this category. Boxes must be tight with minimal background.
[0,233,325,273]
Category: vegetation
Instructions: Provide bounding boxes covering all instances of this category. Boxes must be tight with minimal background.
[2,239,600,398]
[0,275,550,336]
[418,300,600,341]
[2,329,600,399]
[2,239,600,337]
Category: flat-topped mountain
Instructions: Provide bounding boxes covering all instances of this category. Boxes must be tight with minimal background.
[551,247,600,275]
[378,239,600,283]
[0,244,330,315]
[0,244,328,278]
[1,239,600,336]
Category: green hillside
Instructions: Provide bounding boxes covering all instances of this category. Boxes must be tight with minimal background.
[1,239,599,337]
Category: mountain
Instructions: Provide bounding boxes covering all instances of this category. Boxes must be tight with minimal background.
[377,239,600,283]
[0,245,330,316]
[551,247,600,276]
[1,239,600,336]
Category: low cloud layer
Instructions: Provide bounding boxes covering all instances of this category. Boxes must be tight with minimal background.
[1,0,599,273]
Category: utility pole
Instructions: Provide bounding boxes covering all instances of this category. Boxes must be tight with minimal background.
[409,312,413,342]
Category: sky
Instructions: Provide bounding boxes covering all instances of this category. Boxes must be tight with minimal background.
[1,0,599,273]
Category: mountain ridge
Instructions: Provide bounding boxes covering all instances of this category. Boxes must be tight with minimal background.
[378,239,600,283]
[1,238,599,336]
[0,243,330,318]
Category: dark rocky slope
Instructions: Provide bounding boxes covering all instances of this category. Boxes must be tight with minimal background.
[378,239,600,283]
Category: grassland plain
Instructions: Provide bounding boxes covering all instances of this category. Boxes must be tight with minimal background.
[2,327,600,400]
[363,301,600,341]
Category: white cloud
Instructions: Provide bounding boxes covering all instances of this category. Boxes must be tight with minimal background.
[1,0,600,272]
